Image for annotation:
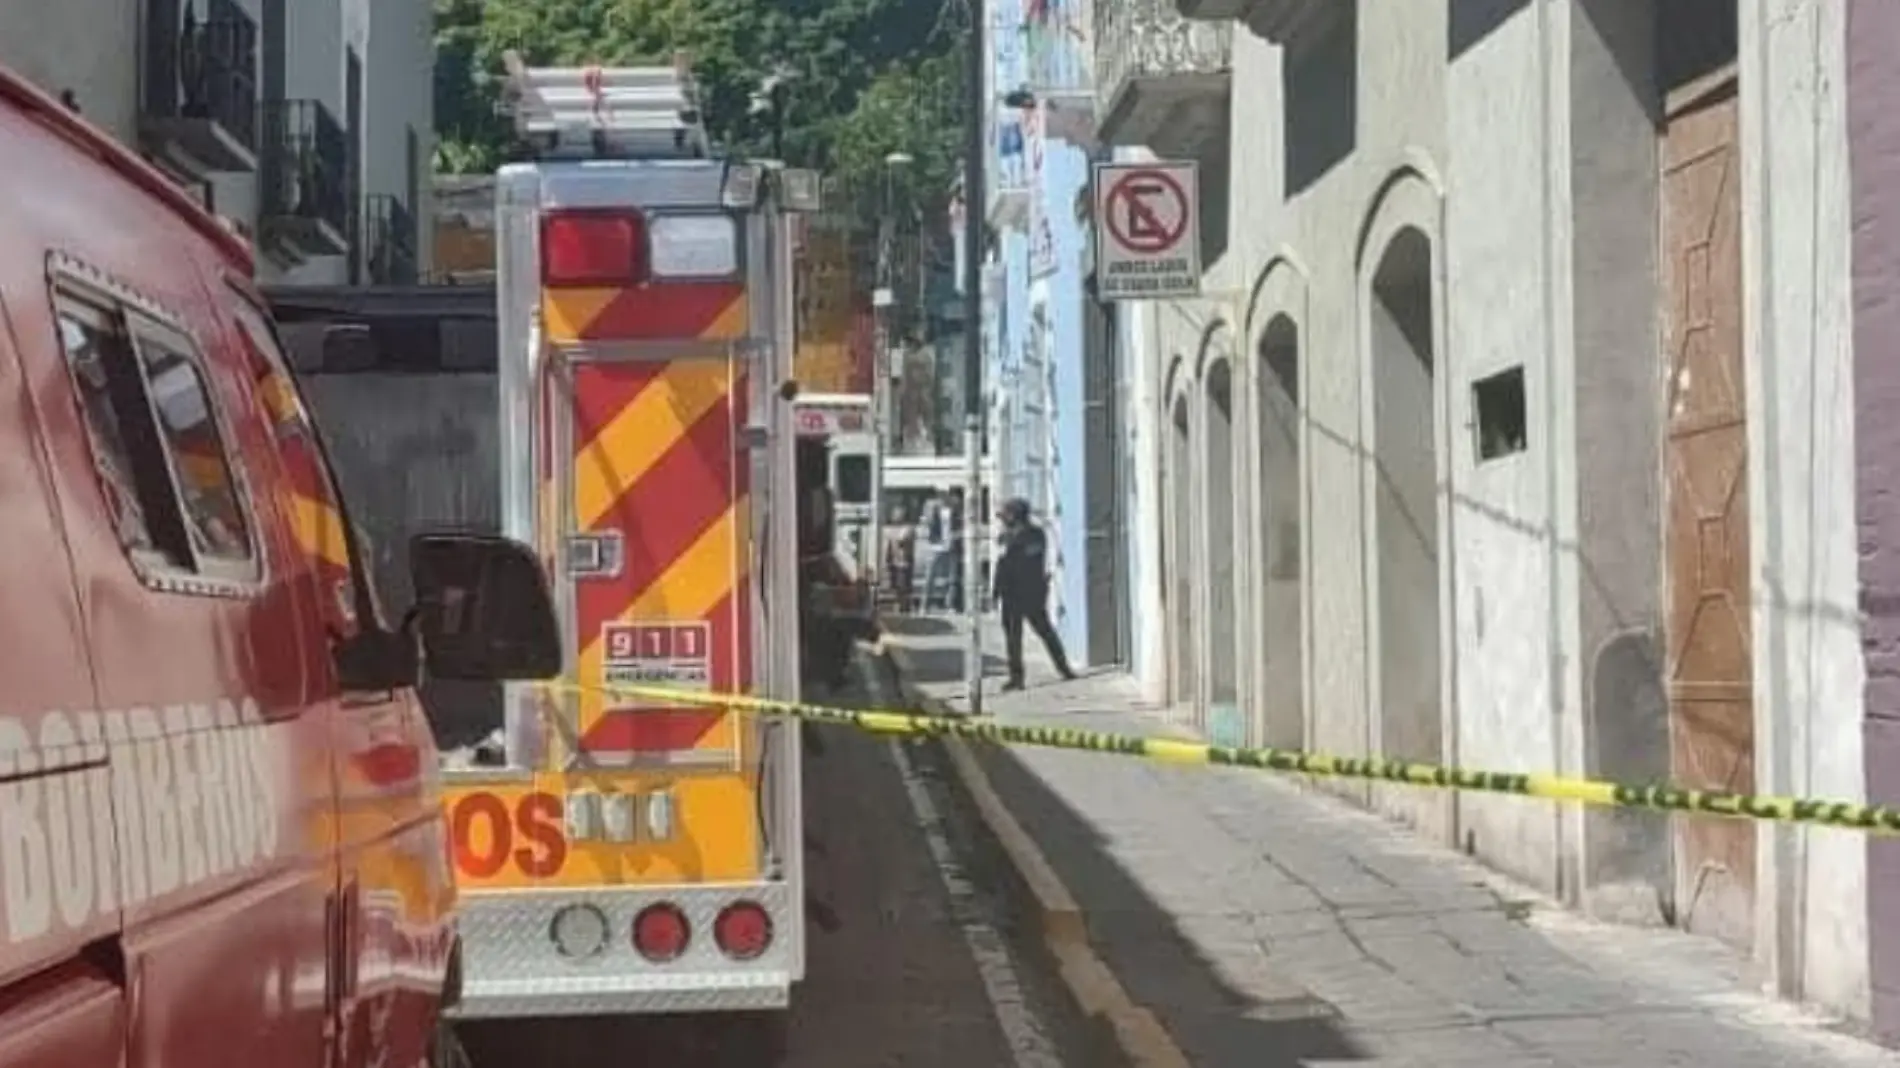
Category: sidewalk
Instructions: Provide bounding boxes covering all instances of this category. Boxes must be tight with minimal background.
[882,616,1900,1067]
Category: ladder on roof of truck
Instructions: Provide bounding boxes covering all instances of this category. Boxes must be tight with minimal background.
[501,49,711,160]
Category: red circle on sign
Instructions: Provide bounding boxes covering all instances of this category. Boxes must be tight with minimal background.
[1105,169,1189,254]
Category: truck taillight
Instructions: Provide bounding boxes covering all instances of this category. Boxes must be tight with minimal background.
[542,210,646,287]
[631,902,690,962]
[713,901,773,961]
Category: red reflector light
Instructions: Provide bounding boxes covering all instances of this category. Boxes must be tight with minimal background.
[631,902,690,962]
[542,210,646,287]
[713,901,773,961]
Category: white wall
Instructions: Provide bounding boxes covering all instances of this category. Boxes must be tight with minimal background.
[1123,0,1872,1028]
[1740,0,1867,1017]
[269,0,349,285]
[266,0,432,285]
[1442,0,1570,888]
[0,0,141,142]
[364,0,435,274]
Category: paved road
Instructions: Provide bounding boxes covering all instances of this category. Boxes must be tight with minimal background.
[454,654,1104,1067]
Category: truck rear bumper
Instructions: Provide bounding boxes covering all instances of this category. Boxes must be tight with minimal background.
[454,968,791,1018]
[447,882,799,1020]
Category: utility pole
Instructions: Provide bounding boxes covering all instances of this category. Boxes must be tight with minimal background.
[961,0,987,714]
[870,153,911,601]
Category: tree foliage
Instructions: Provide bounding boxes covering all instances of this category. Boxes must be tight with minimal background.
[432,0,965,220]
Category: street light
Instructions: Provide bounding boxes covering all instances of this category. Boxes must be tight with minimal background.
[961,0,987,713]
[870,150,913,596]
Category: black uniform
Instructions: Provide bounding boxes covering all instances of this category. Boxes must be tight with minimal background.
[992,520,1075,688]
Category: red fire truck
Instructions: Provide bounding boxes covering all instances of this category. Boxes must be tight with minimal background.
[432,55,817,1049]
[0,63,560,1068]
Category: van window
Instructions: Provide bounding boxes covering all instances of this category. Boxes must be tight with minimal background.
[835,454,872,504]
[56,308,158,554]
[55,296,257,582]
[132,328,254,565]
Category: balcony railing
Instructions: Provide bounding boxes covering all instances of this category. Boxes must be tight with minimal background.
[139,0,259,173]
[259,99,349,257]
[1093,0,1232,150]
[364,195,420,285]
[1022,0,1094,105]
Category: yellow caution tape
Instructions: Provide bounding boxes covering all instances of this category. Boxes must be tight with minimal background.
[541,681,1900,835]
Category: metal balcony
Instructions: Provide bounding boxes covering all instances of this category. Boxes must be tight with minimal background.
[364,195,419,285]
[138,0,259,174]
[1016,0,1099,146]
[260,99,350,258]
[1022,0,1094,107]
[1094,0,1231,153]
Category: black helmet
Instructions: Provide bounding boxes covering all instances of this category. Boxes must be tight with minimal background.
[999,497,1031,523]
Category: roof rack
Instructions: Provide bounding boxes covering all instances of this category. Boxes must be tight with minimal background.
[501,50,711,161]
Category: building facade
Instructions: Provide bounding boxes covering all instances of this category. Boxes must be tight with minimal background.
[0,0,433,287]
[1076,0,1899,1040]
[982,0,1133,666]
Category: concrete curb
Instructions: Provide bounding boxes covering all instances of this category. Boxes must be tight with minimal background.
[880,645,1191,1068]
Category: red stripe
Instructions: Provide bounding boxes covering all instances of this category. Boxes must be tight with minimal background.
[581,284,743,339]
[568,360,666,441]
[573,388,734,635]
[578,708,722,752]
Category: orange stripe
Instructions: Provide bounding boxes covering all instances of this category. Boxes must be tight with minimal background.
[285,492,350,571]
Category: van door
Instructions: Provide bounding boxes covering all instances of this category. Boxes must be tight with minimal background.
[223,289,451,1068]
[31,260,329,1068]
[0,293,128,1067]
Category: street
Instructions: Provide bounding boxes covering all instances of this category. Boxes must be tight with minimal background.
[451,652,1107,1067]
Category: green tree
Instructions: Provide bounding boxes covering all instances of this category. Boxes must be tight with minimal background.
[432,0,966,219]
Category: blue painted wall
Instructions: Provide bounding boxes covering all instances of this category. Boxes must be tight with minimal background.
[1042,142,1089,659]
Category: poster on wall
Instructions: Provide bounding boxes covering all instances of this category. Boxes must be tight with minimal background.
[1091,160,1201,300]
[1030,211,1057,280]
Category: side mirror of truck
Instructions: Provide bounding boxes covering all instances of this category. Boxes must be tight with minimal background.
[408,532,562,681]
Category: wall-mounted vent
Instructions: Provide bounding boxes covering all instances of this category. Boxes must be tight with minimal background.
[1473,365,1527,461]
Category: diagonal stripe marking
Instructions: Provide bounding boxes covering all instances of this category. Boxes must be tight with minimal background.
[574,503,744,750]
[576,502,745,667]
[542,288,618,341]
[574,394,734,631]
[573,361,729,530]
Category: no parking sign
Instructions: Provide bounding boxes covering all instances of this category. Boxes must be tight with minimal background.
[1091,160,1201,300]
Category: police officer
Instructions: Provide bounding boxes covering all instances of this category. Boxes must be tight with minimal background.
[992,498,1075,690]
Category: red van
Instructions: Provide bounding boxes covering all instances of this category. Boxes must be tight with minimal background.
[0,68,558,1067]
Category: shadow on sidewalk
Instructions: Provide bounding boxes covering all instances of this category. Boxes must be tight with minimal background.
[962,746,1369,1065]
[880,616,1009,683]
[881,614,959,638]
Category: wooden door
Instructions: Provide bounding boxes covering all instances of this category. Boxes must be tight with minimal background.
[1660,77,1754,949]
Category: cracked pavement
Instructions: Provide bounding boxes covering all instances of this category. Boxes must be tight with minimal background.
[889,621,1900,1067]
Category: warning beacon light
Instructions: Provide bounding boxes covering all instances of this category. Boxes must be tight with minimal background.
[541,207,740,285]
[541,210,647,287]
